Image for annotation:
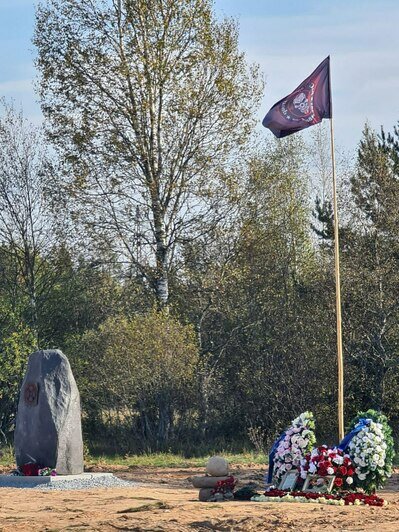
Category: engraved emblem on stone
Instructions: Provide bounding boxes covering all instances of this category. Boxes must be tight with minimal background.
[24,382,39,406]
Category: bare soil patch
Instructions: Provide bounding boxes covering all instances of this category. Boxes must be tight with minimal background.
[0,464,399,531]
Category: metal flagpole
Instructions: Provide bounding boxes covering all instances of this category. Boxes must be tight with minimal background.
[329,114,344,442]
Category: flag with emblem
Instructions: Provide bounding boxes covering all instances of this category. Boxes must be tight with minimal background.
[262,56,331,138]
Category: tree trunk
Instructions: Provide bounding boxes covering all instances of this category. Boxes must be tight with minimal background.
[151,194,169,308]
[157,401,171,448]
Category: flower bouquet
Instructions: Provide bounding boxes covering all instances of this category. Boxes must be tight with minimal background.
[343,410,394,493]
[38,467,57,476]
[20,463,40,476]
[212,476,237,495]
[253,489,386,507]
[300,445,355,490]
[15,463,57,477]
[272,411,316,484]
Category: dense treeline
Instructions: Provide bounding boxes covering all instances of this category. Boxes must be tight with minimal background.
[1,0,399,454]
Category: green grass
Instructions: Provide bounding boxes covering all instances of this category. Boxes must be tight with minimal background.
[85,451,268,468]
[0,446,15,467]
[0,446,267,469]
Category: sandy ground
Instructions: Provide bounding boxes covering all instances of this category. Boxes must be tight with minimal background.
[1,464,399,531]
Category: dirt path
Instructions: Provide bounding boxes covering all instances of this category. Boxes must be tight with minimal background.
[1,465,399,531]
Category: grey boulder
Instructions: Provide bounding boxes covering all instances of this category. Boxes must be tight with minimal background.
[206,456,229,477]
[191,475,231,488]
[14,349,84,475]
[199,487,214,501]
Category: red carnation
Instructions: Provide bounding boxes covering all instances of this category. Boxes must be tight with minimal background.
[21,463,40,476]
[319,460,331,471]
[347,467,355,476]
[334,477,343,487]
[338,466,347,476]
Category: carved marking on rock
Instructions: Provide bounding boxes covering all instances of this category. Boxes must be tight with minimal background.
[24,382,39,407]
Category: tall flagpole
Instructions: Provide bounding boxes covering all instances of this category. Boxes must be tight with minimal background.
[262,55,344,440]
[328,67,344,441]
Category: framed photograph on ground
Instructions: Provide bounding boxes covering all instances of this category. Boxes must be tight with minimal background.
[303,475,335,493]
[278,471,299,491]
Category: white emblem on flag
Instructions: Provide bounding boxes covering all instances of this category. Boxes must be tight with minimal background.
[293,93,309,115]
[281,82,316,123]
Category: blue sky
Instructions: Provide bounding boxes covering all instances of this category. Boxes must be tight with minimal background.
[1,0,399,152]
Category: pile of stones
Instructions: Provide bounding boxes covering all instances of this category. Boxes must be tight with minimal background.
[191,456,236,502]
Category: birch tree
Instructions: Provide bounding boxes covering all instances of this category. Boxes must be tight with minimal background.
[0,102,56,342]
[34,0,263,306]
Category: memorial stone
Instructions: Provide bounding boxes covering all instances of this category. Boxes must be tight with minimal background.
[14,349,84,475]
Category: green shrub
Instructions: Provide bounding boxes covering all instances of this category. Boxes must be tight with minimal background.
[67,310,200,451]
[0,306,36,442]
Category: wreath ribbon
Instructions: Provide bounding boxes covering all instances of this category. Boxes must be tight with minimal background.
[337,418,371,451]
[267,431,287,483]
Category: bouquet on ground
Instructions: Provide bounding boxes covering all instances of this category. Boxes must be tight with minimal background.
[212,476,236,495]
[38,467,57,476]
[254,489,387,507]
[272,411,316,483]
[343,410,394,493]
[300,445,355,490]
[12,463,57,476]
